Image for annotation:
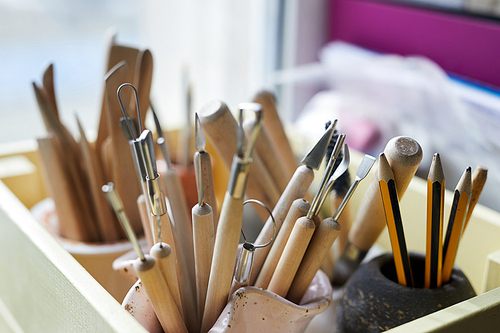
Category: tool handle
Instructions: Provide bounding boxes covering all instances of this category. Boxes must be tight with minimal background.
[192,203,215,320]
[137,194,154,248]
[267,216,316,298]
[349,136,422,251]
[253,90,298,179]
[150,243,183,319]
[255,199,310,289]
[250,165,314,285]
[201,193,244,333]
[134,255,188,333]
[288,217,341,304]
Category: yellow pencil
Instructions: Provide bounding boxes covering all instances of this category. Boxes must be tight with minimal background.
[379,153,413,287]
[442,167,471,284]
[425,153,445,289]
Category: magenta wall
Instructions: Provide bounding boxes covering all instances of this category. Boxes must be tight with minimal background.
[329,0,500,88]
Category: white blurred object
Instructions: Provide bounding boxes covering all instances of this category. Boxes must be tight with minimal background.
[295,41,500,212]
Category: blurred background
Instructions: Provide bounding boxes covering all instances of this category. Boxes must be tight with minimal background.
[1,0,499,211]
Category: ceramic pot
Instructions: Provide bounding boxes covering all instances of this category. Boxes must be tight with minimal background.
[123,269,333,333]
[336,252,476,332]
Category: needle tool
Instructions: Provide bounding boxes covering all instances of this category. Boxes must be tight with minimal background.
[192,135,215,320]
[150,195,183,319]
[289,152,375,303]
[267,136,346,298]
[152,105,196,306]
[425,153,445,289]
[201,103,262,333]
[194,112,218,230]
[250,121,336,285]
[442,167,472,284]
[379,153,414,287]
[102,183,187,333]
[332,136,422,286]
[230,199,276,296]
[139,128,198,329]
[463,166,487,232]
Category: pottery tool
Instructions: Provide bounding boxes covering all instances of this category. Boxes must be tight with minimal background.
[33,82,99,242]
[267,136,345,298]
[106,65,143,235]
[425,153,445,289]
[192,149,215,319]
[42,63,59,120]
[152,107,196,303]
[332,136,422,286]
[76,116,122,241]
[230,199,276,296]
[243,119,289,193]
[288,151,374,304]
[326,129,352,252]
[177,67,193,168]
[249,121,336,285]
[137,194,154,247]
[254,198,310,289]
[150,195,183,319]
[201,104,262,333]
[102,183,187,333]
[194,112,219,230]
[95,34,140,163]
[198,100,279,215]
[442,167,472,284]
[463,166,487,232]
[252,90,297,180]
[133,49,153,128]
[379,153,414,287]
[139,129,198,330]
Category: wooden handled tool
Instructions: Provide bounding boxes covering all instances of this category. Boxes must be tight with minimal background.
[249,122,336,285]
[287,217,341,303]
[42,63,59,120]
[267,216,316,298]
[254,198,310,289]
[198,100,279,215]
[192,203,214,321]
[201,104,262,333]
[102,184,187,333]
[137,194,154,247]
[442,167,471,284]
[332,136,422,286]
[133,49,153,128]
[252,90,298,180]
[194,112,219,230]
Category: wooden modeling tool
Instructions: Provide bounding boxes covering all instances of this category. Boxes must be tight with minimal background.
[332,136,422,286]
[201,104,262,333]
[150,195,183,319]
[442,167,472,284]
[252,90,297,180]
[230,199,276,296]
[379,153,414,287]
[138,128,198,331]
[102,184,187,333]
[192,144,215,320]
[267,136,346,298]
[463,166,487,232]
[249,121,336,285]
[152,107,196,303]
[194,112,219,230]
[243,119,289,193]
[76,116,122,241]
[425,153,445,289]
[133,49,153,128]
[178,67,193,168]
[42,63,59,120]
[198,100,279,215]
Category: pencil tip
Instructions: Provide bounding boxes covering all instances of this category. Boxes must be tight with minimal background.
[457,166,472,195]
[378,152,394,182]
[428,153,445,183]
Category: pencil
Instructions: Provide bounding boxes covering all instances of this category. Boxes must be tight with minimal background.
[463,166,487,232]
[442,167,472,284]
[425,153,445,289]
[379,153,414,287]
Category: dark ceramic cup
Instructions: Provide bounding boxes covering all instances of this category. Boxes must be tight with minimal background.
[335,252,476,332]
